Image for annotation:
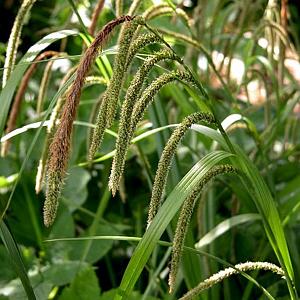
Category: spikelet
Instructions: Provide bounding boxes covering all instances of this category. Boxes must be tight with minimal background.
[168,165,237,293]
[88,16,144,160]
[107,70,195,194]
[2,0,37,88]
[128,0,143,15]
[143,4,193,27]
[1,50,59,157]
[109,50,179,195]
[125,33,161,69]
[105,16,145,127]
[147,112,217,227]
[130,70,196,133]
[179,261,284,299]
[44,16,133,227]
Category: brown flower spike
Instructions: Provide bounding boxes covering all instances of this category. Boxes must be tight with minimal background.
[44,15,133,227]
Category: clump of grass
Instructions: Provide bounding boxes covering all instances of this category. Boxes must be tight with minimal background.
[2,0,37,88]
[168,164,237,293]
[179,261,284,299]
[44,15,133,227]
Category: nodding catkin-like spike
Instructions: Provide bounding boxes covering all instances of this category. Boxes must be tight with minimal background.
[106,70,195,189]
[2,0,37,88]
[147,112,216,227]
[125,33,161,68]
[84,76,107,86]
[131,71,196,133]
[128,0,143,16]
[179,261,284,300]
[87,93,103,158]
[88,16,143,160]
[143,4,168,19]
[44,16,132,227]
[143,4,193,27]
[37,66,76,194]
[105,17,143,127]
[109,50,179,195]
[87,93,108,161]
[168,165,237,293]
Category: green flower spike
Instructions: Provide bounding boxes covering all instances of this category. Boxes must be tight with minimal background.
[109,50,180,195]
[147,112,217,227]
[169,165,237,293]
[88,16,144,161]
[179,261,284,299]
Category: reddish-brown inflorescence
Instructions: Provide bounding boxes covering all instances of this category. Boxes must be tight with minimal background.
[44,15,133,227]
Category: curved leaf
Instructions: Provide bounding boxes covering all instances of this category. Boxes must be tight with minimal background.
[114,150,234,299]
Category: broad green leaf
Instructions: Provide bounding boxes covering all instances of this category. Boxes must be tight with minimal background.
[0,245,17,284]
[69,223,120,264]
[62,168,91,211]
[59,267,101,300]
[43,261,89,286]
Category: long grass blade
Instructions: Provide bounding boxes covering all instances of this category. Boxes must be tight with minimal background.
[0,221,36,300]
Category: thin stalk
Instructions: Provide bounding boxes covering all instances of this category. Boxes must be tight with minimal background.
[36,56,58,116]
[89,0,105,36]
